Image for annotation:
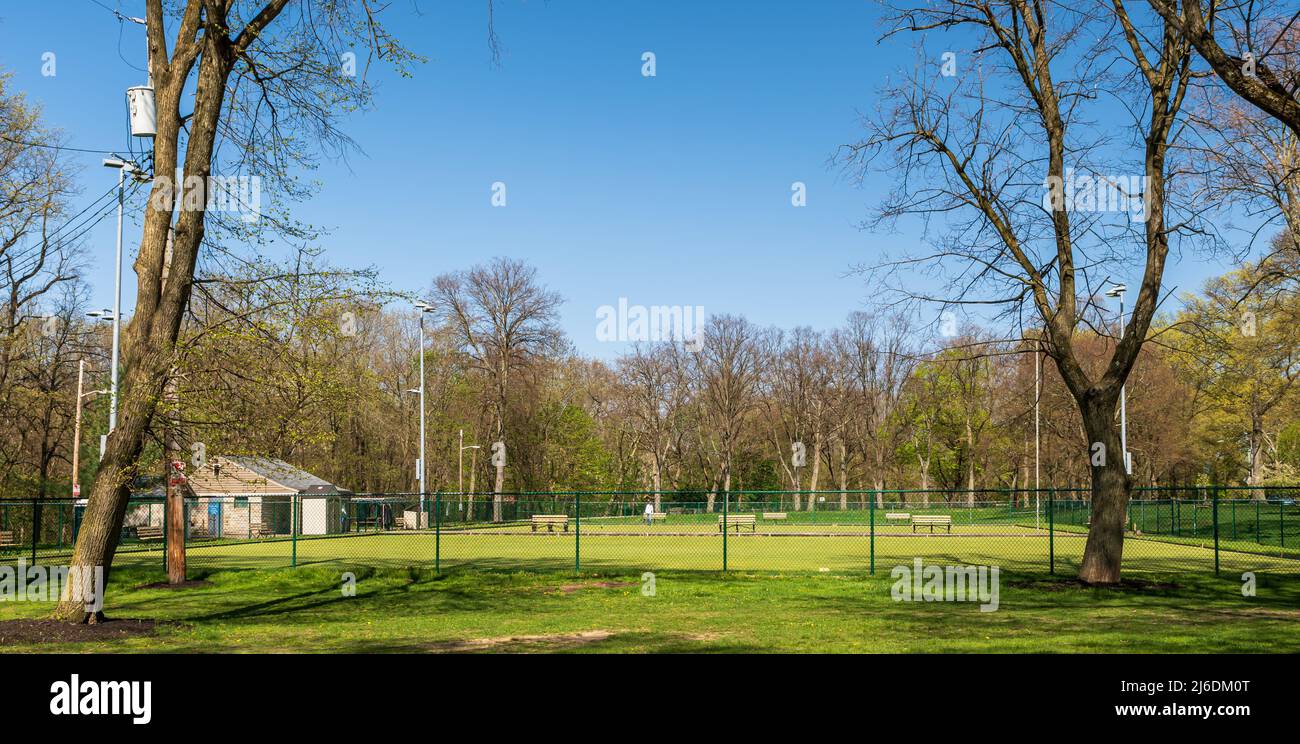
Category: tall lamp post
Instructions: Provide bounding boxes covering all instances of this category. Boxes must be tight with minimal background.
[71,360,109,498]
[86,309,115,457]
[458,429,480,517]
[413,301,435,522]
[101,158,145,434]
[1105,283,1131,476]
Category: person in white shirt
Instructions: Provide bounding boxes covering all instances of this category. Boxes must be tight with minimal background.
[644,501,655,526]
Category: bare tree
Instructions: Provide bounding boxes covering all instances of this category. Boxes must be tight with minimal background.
[693,315,765,512]
[833,312,917,507]
[617,342,683,511]
[763,327,831,510]
[1150,1,1300,137]
[842,2,1203,582]
[430,257,564,521]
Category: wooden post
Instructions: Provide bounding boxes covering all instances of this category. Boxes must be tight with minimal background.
[71,360,86,496]
[164,370,186,584]
[162,228,186,583]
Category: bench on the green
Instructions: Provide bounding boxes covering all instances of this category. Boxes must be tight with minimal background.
[885,512,910,522]
[0,530,14,546]
[762,512,788,520]
[136,526,164,541]
[648,512,667,521]
[911,514,952,533]
[531,514,570,532]
[718,514,757,532]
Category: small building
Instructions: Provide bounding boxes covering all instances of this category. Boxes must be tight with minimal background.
[185,456,352,538]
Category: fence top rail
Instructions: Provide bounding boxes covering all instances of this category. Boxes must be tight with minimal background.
[4,484,1298,504]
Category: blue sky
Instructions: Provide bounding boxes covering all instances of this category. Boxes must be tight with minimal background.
[0,0,1256,358]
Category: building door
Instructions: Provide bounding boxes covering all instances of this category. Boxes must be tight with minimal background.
[208,500,223,539]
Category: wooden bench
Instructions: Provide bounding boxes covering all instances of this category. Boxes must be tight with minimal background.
[188,527,212,541]
[761,512,788,521]
[135,526,164,541]
[531,514,570,532]
[911,514,952,533]
[0,530,14,546]
[645,512,667,521]
[392,516,407,530]
[885,512,910,522]
[718,514,757,532]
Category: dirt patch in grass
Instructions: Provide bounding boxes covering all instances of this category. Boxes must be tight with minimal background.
[0,618,178,645]
[555,581,638,594]
[1006,578,1180,592]
[136,579,214,590]
[423,630,615,653]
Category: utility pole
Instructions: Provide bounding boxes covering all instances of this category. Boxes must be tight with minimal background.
[72,360,86,498]
[162,228,185,584]
[72,361,108,499]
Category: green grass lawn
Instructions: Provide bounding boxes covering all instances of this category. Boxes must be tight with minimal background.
[2,564,1297,653]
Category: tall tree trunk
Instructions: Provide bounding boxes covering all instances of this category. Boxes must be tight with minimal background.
[965,418,977,507]
[492,463,504,522]
[807,432,821,511]
[1078,395,1130,584]
[1248,411,1266,492]
[651,462,662,512]
[838,440,848,511]
[54,5,241,621]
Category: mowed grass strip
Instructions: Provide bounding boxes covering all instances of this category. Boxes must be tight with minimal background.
[1,565,1298,653]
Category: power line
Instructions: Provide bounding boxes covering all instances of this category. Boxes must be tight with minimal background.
[4,180,123,271]
[4,179,144,280]
[0,133,121,155]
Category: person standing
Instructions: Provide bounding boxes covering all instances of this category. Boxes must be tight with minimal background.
[644,501,655,527]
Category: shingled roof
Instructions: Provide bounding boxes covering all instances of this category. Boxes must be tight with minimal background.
[186,456,350,495]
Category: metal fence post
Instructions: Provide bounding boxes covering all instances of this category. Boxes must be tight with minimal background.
[722,489,728,573]
[869,491,875,575]
[1274,496,1284,548]
[1048,489,1055,575]
[435,490,441,575]
[574,492,581,574]
[1212,487,1220,576]
[31,497,37,565]
[291,495,298,569]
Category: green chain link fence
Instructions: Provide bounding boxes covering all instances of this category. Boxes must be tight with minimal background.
[3,486,1298,577]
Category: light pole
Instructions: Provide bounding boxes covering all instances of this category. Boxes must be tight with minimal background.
[86,309,115,456]
[1105,283,1131,476]
[458,429,480,517]
[71,360,109,498]
[100,157,144,434]
[413,301,435,523]
[1035,343,1041,529]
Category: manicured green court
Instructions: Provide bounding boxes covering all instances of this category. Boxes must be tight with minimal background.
[61,523,1294,576]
